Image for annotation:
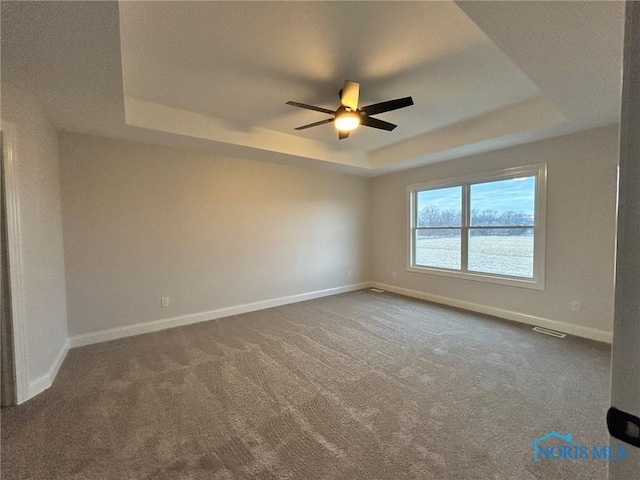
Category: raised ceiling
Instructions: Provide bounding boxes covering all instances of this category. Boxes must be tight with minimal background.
[1,1,625,176]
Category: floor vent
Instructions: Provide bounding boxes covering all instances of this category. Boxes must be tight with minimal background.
[533,327,566,338]
[370,288,385,293]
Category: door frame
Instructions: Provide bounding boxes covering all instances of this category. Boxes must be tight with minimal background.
[609,1,640,477]
[1,121,29,404]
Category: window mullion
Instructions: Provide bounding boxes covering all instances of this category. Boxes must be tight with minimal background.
[411,190,417,266]
[461,183,469,272]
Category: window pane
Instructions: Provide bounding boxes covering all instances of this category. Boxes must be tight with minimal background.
[468,228,534,278]
[415,229,461,270]
[417,186,462,227]
[470,176,535,226]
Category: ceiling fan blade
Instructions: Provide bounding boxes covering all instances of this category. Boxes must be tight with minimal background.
[294,118,334,130]
[340,80,360,110]
[361,96,414,116]
[361,116,397,131]
[286,101,335,115]
[338,130,350,140]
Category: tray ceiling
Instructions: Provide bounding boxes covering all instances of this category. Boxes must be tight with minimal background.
[1,1,624,175]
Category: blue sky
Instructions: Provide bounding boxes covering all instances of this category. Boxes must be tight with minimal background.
[417,176,535,214]
[471,176,535,214]
[418,186,462,212]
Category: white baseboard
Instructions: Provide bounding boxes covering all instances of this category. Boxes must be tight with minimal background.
[69,282,373,348]
[371,282,613,344]
[68,279,611,350]
[27,338,70,400]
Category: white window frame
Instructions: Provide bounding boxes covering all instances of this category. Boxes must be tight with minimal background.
[407,163,547,290]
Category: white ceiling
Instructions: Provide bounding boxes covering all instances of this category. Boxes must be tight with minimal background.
[1,1,625,176]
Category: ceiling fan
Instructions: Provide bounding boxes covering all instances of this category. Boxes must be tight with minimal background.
[286,80,414,139]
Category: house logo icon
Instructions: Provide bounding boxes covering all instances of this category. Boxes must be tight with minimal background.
[528,432,577,462]
[527,431,627,462]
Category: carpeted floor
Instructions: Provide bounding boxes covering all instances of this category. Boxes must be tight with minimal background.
[1,290,611,479]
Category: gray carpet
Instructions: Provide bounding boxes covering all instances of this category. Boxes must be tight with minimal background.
[1,290,611,479]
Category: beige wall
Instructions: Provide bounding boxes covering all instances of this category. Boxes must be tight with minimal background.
[59,133,370,337]
[1,85,68,387]
[58,126,619,341]
[371,125,619,336]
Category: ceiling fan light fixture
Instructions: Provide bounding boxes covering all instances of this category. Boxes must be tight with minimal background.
[287,80,412,138]
[334,111,361,131]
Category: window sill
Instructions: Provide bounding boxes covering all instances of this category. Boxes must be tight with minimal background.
[406,265,545,291]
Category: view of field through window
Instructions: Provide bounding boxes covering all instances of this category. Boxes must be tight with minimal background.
[415,176,536,278]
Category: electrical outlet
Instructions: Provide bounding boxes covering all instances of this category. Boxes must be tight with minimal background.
[392,271,398,279]
[161,297,169,307]
[570,301,581,312]
[347,270,352,278]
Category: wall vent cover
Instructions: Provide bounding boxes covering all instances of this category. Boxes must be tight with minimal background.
[532,327,566,338]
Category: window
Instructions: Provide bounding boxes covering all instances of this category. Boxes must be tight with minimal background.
[408,164,546,289]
